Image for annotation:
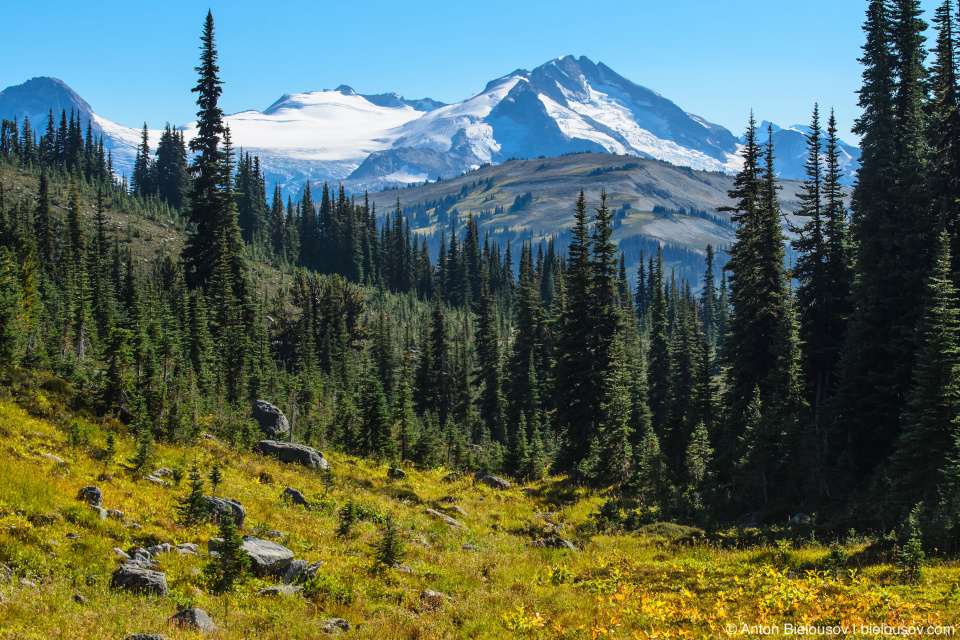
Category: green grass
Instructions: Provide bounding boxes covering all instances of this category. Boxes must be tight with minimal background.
[0,389,959,639]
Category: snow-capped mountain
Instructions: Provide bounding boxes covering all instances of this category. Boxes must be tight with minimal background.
[0,59,860,194]
[355,56,744,188]
[757,121,860,187]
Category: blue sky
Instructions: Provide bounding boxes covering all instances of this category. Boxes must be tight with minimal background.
[0,0,945,139]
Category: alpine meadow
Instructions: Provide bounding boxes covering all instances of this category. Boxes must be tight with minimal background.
[4,2,960,638]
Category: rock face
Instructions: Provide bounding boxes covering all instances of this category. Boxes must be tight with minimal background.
[281,487,309,507]
[424,508,468,531]
[77,486,102,507]
[255,440,329,470]
[474,473,510,490]
[169,609,217,633]
[252,400,290,439]
[110,563,168,596]
[203,496,246,529]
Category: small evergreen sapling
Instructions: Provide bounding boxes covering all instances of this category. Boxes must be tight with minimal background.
[898,504,926,585]
[371,517,405,571]
[128,426,153,473]
[103,432,116,471]
[208,463,223,497]
[337,500,358,538]
[175,463,208,526]
[205,512,249,592]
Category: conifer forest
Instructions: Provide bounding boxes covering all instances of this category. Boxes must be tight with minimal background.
[2,2,960,637]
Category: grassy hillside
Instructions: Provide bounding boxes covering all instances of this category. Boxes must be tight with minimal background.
[368,153,809,285]
[0,373,958,639]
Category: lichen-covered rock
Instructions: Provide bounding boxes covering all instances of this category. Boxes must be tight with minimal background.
[110,563,168,596]
[281,487,309,507]
[255,440,329,470]
[77,486,103,507]
[251,400,289,439]
[169,609,216,633]
[203,496,246,529]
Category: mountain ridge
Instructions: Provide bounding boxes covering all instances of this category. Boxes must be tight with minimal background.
[0,59,860,195]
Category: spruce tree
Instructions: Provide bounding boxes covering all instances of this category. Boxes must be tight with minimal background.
[553,191,596,471]
[836,0,935,479]
[720,118,791,481]
[183,10,228,287]
[890,230,960,509]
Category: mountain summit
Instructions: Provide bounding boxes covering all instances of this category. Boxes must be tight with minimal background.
[0,76,95,127]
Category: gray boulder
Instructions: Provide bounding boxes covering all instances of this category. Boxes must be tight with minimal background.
[110,563,168,596]
[527,538,578,551]
[319,619,350,634]
[281,559,308,584]
[77,486,102,507]
[209,536,294,577]
[281,559,322,584]
[258,585,303,597]
[203,496,246,529]
[474,473,510,490]
[255,440,329,470]
[281,487,309,507]
[41,453,64,464]
[420,589,451,607]
[176,543,199,554]
[424,508,468,531]
[252,400,289,439]
[169,609,216,633]
[88,505,107,520]
[242,536,294,576]
[107,509,124,520]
